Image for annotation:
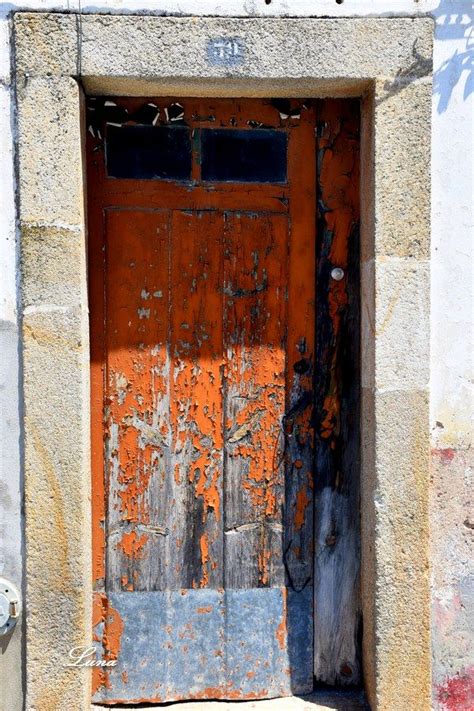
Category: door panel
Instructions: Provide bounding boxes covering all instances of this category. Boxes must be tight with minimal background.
[94,207,312,702]
[97,588,310,702]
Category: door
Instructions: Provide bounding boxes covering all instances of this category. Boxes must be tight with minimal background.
[87,98,360,704]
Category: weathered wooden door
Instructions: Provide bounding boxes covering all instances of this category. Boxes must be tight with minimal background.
[87,98,360,704]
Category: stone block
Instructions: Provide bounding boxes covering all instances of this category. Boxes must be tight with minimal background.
[16,76,84,226]
[14,13,77,77]
[374,80,432,259]
[21,223,86,310]
[373,257,429,391]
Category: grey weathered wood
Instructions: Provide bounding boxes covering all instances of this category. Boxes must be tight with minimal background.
[313,99,361,686]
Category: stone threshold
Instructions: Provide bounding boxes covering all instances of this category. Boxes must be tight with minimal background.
[92,689,370,710]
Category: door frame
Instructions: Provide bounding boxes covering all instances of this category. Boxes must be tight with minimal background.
[14,12,433,711]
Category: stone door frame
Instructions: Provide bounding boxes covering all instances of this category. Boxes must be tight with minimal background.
[14,13,433,710]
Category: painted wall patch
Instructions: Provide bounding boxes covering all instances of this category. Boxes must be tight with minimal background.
[207,37,245,66]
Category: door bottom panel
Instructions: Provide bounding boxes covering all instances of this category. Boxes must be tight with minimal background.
[93,587,313,704]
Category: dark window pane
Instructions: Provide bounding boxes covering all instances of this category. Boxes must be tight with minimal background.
[201,129,287,183]
[106,125,192,180]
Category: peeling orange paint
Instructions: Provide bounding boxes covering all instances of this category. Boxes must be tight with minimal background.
[276,589,287,650]
[199,533,210,588]
[294,486,311,531]
[92,593,124,694]
[258,548,272,586]
[117,530,149,558]
[92,593,108,695]
[104,602,124,663]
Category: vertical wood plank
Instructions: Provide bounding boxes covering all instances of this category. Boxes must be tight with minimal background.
[223,212,288,589]
[169,210,224,589]
[313,99,361,686]
[284,110,317,593]
[105,209,171,591]
[89,170,106,591]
